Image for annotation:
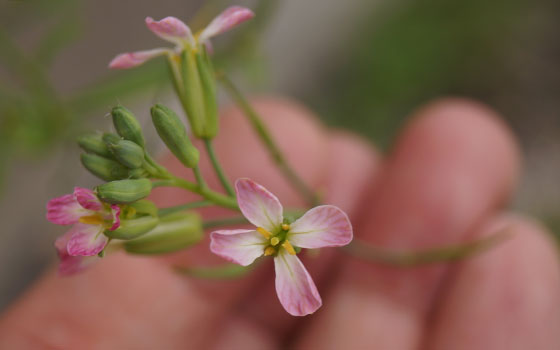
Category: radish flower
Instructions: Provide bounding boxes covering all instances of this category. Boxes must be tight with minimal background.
[109,6,254,69]
[47,187,121,274]
[210,179,353,316]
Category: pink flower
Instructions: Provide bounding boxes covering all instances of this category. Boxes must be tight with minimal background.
[109,6,254,69]
[47,187,121,275]
[210,179,353,316]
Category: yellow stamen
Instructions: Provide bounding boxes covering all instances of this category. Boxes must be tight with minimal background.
[264,246,276,256]
[281,223,290,231]
[79,214,104,225]
[270,237,280,246]
[257,227,272,239]
[282,240,296,255]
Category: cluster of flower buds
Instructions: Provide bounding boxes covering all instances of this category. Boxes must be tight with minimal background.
[50,102,209,274]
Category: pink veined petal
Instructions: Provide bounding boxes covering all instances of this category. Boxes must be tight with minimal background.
[210,229,266,266]
[54,231,96,275]
[288,205,353,249]
[145,16,194,45]
[108,204,121,231]
[108,48,169,69]
[74,187,102,211]
[46,194,87,225]
[274,252,322,316]
[67,223,108,256]
[199,6,255,42]
[235,178,283,232]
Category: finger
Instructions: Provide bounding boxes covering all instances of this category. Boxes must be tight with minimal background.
[295,99,520,349]
[0,97,329,349]
[213,131,381,346]
[425,214,560,350]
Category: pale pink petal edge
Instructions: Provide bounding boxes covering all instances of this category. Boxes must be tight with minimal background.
[289,205,353,249]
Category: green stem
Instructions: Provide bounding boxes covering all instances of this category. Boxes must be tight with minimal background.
[193,165,206,188]
[341,229,512,266]
[174,263,253,279]
[153,177,238,210]
[203,216,248,229]
[158,200,213,216]
[217,72,320,206]
[203,138,235,196]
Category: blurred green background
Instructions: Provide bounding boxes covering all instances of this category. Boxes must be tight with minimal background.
[1,0,558,310]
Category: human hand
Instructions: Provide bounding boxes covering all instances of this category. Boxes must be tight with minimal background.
[1,97,558,349]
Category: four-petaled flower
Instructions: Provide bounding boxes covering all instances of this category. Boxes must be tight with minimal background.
[47,187,121,275]
[109,6,254,69]
[210,178,353,316]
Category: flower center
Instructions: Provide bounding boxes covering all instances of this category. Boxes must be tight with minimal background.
[79,214,105,226]
[257,225,296,257]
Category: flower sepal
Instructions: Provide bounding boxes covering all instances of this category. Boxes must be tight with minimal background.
[105,215,159,240]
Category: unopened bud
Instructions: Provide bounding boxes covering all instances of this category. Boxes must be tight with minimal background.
[96,178,152,204]
[109,139,145,169]
[111,106,145,147]
[151,104,199,168]
[102,132,122,146]
[124,211,202,254]
[77,133,112,158]
[196,49,218,138]
[105,215,159,240]
[81,153,128,181]
[181,50,206,138]
[128,199,158,217]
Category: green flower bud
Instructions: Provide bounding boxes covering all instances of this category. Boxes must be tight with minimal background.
[128,168,148,179]
[77,133,112,158]
[123,211,202,255]
[128,199,158,217]
[105,215,159,240]
[150,104,199,168]
[196,50,218,138]
[96,178,152,204]
[181,50,206,138]
[102,132,122,147]
[111,106,145,147]
[109,139,145,169]
[80,153,128,181]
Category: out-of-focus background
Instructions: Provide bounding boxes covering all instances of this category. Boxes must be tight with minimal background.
[0,0,559,310]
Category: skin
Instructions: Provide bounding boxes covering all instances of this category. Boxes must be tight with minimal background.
[0,97,559,349]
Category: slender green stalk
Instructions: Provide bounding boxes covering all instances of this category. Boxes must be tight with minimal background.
[158,200,213,216]
[174,263,253,279]
[203,138,235,196]
[218,73,320,206]
[153,177,238,210]
[341,229,512,266]
[203,216,248,229]
[193,165,206,188]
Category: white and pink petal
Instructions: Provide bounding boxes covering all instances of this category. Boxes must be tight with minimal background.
[145,16,195,45]
[108,48,169,69]
[74,187,102,211]
[235,178,283,232]
[108,204,121,231]
[274,252,322,316]
[66,224,108,256]
[210,229,266,266]
[47,194,87,225]
[199,6,254,42]
[289,205,353,249]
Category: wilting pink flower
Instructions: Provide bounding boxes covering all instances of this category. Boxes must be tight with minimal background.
[109,6,254,69]
[47,187,121,275]
[210,179,353,316]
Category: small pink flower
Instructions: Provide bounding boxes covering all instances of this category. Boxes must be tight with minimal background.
[47,187,121,275]
[210,178,353,316]
[109,6,254,69]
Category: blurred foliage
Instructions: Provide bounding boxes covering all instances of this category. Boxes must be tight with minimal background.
[307,0,558,148]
